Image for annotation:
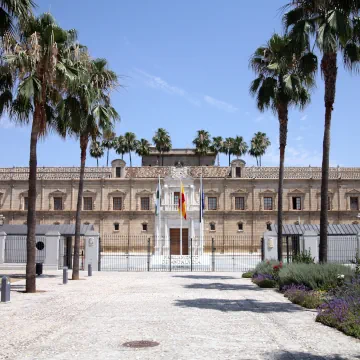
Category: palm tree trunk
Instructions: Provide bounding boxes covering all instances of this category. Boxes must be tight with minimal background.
[260,156,262,167]
[25,111,40,293]
[228,153,230,166]
[277,103,288,262]
[97,158,98,167]
[199,154,201,166]
[129,151,132,167]
[73,135,88,280]
[217,153,220,166]
[319,53,337,263]
[161,153,164,166]
[106,149,109,167]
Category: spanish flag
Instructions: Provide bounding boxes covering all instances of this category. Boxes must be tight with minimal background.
[178,182,187,220]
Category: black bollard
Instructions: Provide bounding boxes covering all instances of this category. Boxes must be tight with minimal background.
[88,263,92,277]
[1,276,10,303]
[63,267,68,285]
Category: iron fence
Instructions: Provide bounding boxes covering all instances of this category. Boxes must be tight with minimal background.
[282,235,302,263]
[58,236,85,270]
[100,234,262,272]
[4,235,46,263]
[328,235,359,265]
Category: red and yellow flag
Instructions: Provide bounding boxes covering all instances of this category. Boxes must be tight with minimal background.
[178,182,187,220]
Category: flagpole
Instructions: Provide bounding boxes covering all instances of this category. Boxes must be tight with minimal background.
[158,175,161,251]
[180,180,183,256]
[200,174,203,252]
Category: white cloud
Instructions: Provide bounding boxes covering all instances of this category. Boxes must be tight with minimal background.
[261,144,325,166]
[203,95,238,113]
[134,68,201,106]
[300,114,308,121]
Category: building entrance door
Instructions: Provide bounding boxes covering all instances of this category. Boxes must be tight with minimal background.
[170,228,189,255]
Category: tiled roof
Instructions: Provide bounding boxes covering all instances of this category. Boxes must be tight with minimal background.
[272,224,360,235]
[0,224,95,235]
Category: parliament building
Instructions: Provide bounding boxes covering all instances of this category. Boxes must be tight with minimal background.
[0,148,360,247]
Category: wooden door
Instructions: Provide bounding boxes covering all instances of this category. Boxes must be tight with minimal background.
[170,228,189,255]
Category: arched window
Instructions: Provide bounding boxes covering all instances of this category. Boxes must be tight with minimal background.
[209,222,216,231]
[237,222,244,232]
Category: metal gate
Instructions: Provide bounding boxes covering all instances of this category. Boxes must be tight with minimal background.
[58,236,85,270]
[100,234,262,272]
[282,234,302,263]
[4,235,46,263]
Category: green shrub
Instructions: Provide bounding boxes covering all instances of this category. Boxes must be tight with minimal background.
[293,250,315,264]
[284,288,324,309]
[242,271,254,278]
[278,263,354,291]
[254,279,277,288]
[254,260,284,276]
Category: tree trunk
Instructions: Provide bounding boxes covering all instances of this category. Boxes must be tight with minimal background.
[97,158,98,167]
[217,153,220,166]
[107,149,109,167]
[260,156,262,167]
[319,53,337,263]
[161,153,164,166]
[25,109,40,293]
[228,153,231,166]
[277,103,289,262]
[199,154,201,166]
[129,151,132,167]
[73,135,88,280]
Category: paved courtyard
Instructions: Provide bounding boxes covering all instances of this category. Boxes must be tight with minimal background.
[1,271,360,360]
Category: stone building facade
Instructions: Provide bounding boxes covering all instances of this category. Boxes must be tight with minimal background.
[1,152,360,246]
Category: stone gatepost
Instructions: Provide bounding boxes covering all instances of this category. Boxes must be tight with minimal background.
[44,231,60,270]
[263,231,277,261]
[302,230,319,263]
[0,232,6,264]
[84,231,99,271]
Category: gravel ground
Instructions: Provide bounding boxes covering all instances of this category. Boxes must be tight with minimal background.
[1,271,360,360]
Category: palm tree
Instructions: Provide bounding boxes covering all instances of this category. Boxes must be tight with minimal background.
[58,58,119,280]
[249,132,271,166]
[231,136,248,159]
[124,132,137,167]
[223,137,235,166]
[135,138,151,157]
[1,13,78,292]
[193,130,211,165]
[152,128,172,166]
[249,33,317,261]
[210,136,224,166]
[89,141,104,167]
[284,0,360,262]
[114,134,126,160]
[0,0,35,37]
[101,129,116,166]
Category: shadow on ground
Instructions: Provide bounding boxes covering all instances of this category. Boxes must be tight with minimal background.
[184,282,258,291]
[172,275,237,280]
[0,274,58,279]
[268,351,357,359]
[174,298,302,313]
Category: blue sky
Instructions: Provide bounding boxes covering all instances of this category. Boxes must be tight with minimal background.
[0,0,359,167]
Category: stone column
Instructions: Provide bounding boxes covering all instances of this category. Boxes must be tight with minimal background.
[84,230,99,271]
[0,231,6,264]
[263,230,277,260]
[44,231,60,270]
[303,230,319,263]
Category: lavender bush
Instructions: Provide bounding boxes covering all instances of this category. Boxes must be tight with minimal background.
[316,276,360,339]
[283,284,324,309]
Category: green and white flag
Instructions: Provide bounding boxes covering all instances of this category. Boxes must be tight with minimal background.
[155,175,161,216]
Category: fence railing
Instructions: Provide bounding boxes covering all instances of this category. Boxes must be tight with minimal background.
[100,234,262,272]
[328,235,359,265]
[4,235,46,263]
[58,236,85,270]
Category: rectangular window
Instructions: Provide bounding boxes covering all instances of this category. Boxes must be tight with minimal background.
[83,197,93,211]
[113,197,122,210]
[24,197,28,210]
[115,167,121,178]
[264,197,273,211]
[235,197,245,210]
[328,196,331,211]
[292,197,301,210]
[235,167,241,178]
[208,197,217,210]
[141,197,150,210]
[350,197,359,211]
[173,192,180,206]
[142,223,148,231]
[54,197,63,211]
